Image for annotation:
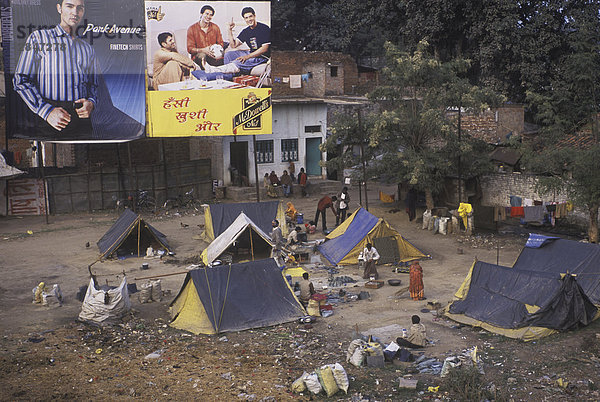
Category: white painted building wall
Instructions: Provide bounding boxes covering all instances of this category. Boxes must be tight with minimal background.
[220,102,328,186]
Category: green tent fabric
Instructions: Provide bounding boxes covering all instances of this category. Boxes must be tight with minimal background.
[169,259,305,334]
[97,209,171,259]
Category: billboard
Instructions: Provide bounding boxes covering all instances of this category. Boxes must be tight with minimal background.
[1,0,146,142]
[145,1,272,137]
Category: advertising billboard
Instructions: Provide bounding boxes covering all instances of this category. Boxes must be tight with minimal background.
[1,0,146,142]
[145,1,272,137]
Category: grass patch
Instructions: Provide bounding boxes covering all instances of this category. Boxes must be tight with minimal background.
[443,366,509,401]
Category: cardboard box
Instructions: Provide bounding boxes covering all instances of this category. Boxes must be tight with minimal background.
[233,75,259,87]
[365,280,384,289]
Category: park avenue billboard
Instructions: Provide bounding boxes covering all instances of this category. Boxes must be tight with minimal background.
[1,0,146,142]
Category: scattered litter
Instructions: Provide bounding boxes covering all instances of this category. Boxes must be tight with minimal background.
[398,378,418,389]
[144,349,164,359]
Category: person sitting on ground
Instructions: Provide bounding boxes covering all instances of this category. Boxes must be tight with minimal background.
[305,220,316,234]
[299,272,316,307]
[269,170,280,185]
[280,170,293,197]
[362,242,380,279]
[396,315,427,348]
[286,201,298,222]
[286,226,301,247]
[264,172,277,198]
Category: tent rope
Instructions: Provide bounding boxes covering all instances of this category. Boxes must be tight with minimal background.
[216,264,232,333]
[203,267,218,332]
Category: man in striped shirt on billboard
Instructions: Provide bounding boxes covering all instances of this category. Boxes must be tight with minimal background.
[13,0,97,139]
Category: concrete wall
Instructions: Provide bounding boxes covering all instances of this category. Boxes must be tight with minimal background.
[479,173,568,207]
[480,172,590,229]
[220,102,328,185]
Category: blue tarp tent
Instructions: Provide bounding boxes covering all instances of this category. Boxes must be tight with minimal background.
[447,234,600,340]
[97,209,171,259]
[318,208,427,265]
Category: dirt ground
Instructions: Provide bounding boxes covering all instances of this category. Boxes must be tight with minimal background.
[1,184,600,401]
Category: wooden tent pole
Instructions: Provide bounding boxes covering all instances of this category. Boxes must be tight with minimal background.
[137,217,141,257]
[134,271,189,280]
[249,228,255,261]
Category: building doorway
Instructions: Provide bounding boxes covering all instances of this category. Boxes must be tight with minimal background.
[305,138,322,176]
[229,141,248,185]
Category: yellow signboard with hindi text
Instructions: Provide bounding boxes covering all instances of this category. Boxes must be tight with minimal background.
[147,88,271,136]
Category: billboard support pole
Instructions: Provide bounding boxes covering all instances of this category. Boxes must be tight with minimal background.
[161,139,169,201]
[252,135,260,202]
[36,141,49,224]
[127,142,137,213]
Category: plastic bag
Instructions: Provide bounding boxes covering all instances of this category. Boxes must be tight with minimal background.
[366,341,383,356]
[433,217,440,234]
[427,215,435,231]
[440,356,461,377]
[291,372,308,393]
[346,339,367,367]
[439,217,448,235]
[304,372,323,394]
[138,282,152,303]
[316,366,339,397]
[307,299,321,316]
[151,279,162,302]
[422,210,432,230]
[331,363,349,393]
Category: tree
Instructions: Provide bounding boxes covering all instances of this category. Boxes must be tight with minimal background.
[524,2,600,241]
[367,41,499,209]
[322,108,378,183]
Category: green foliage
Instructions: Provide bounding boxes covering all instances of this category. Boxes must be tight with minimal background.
[366,41,498,196]
[522,1,600,239]
[322,110,378,181]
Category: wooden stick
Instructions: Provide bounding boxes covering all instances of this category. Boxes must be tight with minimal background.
[395,286,410,297]
[134,271,190,280]
[249,228,255,261]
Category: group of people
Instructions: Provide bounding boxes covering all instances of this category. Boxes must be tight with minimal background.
[263,165,309,198]
[152,5,270,89]
[313,186,351,232]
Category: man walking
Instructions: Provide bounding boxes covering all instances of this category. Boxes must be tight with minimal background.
[269,219,285,266]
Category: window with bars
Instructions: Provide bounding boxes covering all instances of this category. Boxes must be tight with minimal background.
[255,140,274,163]
[305,125,321,133]
[281,139,298,162]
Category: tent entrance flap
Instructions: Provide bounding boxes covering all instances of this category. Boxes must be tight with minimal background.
[97,209,171,259]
